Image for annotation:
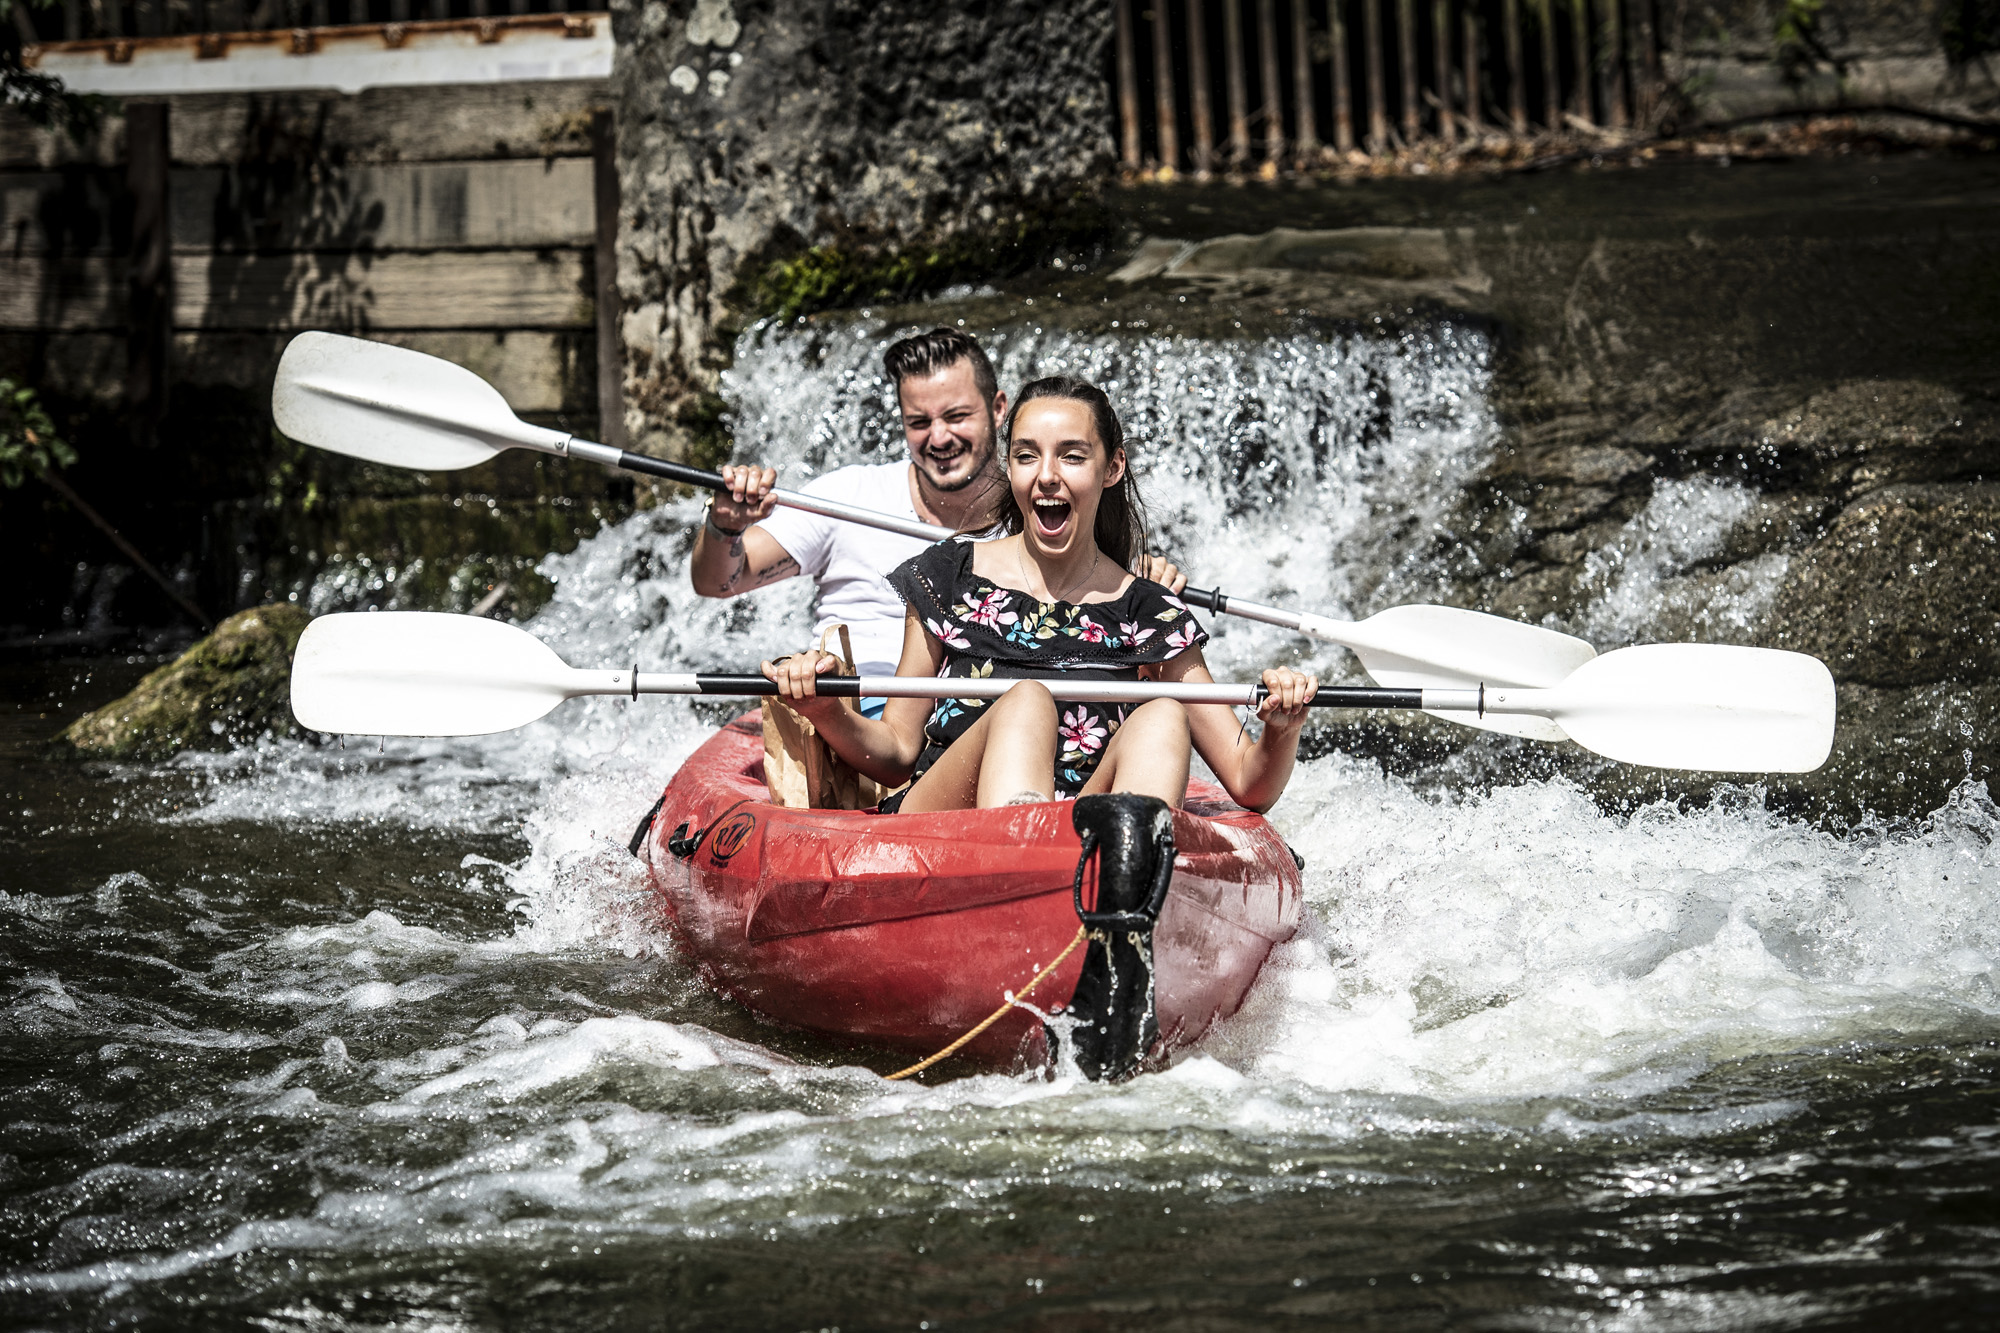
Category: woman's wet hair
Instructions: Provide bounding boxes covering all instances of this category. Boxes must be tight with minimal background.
[995,376,1149,571]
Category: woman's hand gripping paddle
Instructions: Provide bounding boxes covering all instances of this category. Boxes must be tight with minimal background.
[272,332,1597,742]
[291,613,1835,774]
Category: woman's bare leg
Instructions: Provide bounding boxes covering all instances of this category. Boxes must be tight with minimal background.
[895,682,1059,813]
[1078,699,1192,808]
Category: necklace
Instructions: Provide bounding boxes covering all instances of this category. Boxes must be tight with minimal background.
[1020,543,1101,605]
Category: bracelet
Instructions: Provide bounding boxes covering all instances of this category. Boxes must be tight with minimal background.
[703,500,746,539]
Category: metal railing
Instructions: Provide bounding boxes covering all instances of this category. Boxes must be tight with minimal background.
[1112,0,1664,175]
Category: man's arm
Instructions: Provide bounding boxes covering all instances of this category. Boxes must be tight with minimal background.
[691,522,801,597]
[688,463,803,598]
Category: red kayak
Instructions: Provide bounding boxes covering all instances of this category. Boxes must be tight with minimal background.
[637,715,1303,1075]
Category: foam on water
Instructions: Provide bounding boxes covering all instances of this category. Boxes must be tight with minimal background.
[55,316,1998,1291]
[1208,757,2000,1101]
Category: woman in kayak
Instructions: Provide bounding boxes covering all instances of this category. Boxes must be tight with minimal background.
[761,376,1318,814]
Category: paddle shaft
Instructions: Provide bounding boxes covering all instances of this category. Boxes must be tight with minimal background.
[566,669,1473,712]
[289,613,1836,769]
[564,440,948,542]
[562,438,1305,630]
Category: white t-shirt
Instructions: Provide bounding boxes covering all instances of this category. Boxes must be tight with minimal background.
[757,461,937,674]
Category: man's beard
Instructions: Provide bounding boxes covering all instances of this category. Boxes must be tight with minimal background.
[926,460,989,494]
[915,409,998,494]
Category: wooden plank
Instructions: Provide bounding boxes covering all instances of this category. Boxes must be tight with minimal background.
[1,330,589,415]
[4,157,594,254]
[590,108,623,449]
[1,79,606,170]
[179,249,594,329]
[127,101,172,448]
[0,170,119,253]
[0,249,592,330]
[0,255,125,330]
[174,157,597,251]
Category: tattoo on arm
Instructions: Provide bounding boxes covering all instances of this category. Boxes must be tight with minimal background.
[717,551,793,595]
[753,555,798,583]
[715,545,746,593]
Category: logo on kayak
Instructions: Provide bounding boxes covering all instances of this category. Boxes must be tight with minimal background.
[708,811,758,866]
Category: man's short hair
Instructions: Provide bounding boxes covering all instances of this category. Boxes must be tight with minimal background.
[883,328,999,406]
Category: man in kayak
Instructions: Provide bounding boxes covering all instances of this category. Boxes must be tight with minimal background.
[690,328,1182,712]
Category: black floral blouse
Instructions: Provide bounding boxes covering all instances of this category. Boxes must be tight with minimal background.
[877,539,1208,812]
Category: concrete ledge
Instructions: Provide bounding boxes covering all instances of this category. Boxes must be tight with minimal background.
[25,13,611,96]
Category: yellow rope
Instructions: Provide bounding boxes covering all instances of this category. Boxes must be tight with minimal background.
[884,926,1091,1082]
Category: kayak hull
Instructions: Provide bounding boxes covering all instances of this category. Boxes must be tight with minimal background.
[641,716,1303,1069]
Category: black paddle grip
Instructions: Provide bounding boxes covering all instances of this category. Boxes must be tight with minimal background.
[613,451,728,491]
[695,673,864,697]
[1306,686,1424,709]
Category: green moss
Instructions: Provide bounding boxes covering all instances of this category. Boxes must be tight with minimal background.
[56,604,312,760]
[745,198,1112,322]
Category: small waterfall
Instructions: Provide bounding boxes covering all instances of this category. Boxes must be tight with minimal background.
[703,317,1506,683]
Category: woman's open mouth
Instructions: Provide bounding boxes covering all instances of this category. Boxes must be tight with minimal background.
[1031,497,1073,538]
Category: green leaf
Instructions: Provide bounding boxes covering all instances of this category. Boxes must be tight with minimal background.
[0,377,77,488]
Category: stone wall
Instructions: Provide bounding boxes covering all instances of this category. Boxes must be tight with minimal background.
[1667,0,2000,124]
[608,0,1115,460]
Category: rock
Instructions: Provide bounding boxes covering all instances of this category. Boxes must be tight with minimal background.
[57,604,314,761]
[1525,483,1622,531]
[1522,443,1654,488]
[1784,680,2000,824]
[1768,483,2000,687]
[611,0,1114,458]
[1113,226,1471,286]
[1680,381,2000,498]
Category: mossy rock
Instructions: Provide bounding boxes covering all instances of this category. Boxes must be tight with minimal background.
[58,604,314,761]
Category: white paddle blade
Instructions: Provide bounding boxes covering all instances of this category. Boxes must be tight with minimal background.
[1313,604,1597,743]
[1524,643,1837,773]
[291,612,582,737]
[273,333,568,471]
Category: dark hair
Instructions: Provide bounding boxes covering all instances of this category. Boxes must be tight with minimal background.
[997,377,1149,571]
[883,328,999,406]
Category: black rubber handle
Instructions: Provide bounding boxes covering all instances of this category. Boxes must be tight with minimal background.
[614,452,728,490]
[1309,686,1424,709]
[695,673,862,697]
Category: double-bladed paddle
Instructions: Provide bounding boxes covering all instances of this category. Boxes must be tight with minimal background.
[270,332,1596,743]
[290,612,1837,774]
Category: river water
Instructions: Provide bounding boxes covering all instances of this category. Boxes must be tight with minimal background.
[6,315,2000,1330]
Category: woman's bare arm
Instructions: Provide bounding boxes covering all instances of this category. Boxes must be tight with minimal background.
[1155,646,1316,813]
[760,612,941,786]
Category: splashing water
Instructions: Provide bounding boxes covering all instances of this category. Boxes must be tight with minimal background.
[174,316,2000,1083]
[1578,477,1791,646]
[15,315,2000,1321]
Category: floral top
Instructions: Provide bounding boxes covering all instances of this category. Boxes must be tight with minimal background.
[877,539,1208,812]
